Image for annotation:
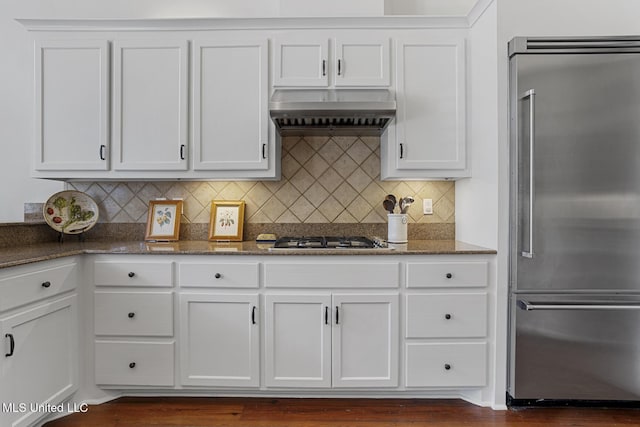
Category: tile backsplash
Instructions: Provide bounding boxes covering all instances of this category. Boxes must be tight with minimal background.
[65,135,455,225]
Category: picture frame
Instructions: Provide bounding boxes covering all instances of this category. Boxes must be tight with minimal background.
[208,200,245,241]
[145,200,183,242]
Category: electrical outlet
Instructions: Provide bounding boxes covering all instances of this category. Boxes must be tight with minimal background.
[423,199,433,215]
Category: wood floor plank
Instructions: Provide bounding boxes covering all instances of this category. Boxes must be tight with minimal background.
[42,398,640,427]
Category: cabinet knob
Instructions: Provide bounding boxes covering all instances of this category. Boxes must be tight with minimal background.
[41,281,51,288]
[128,312,135,319]
[445,314,452,320]
[129,362,136,369]
[446,273,453,279]
[444,364,451,370]
[128,272,135,278]
[214,273,222,279]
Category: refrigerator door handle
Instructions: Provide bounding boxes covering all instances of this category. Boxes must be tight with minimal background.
[520,89,536,259]
[517,299,640,311]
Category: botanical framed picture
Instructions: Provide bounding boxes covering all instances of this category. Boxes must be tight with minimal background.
[145,200,183,242]
[209,200,245,241]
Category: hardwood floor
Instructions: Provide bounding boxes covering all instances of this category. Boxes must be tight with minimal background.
[43,397,640,427]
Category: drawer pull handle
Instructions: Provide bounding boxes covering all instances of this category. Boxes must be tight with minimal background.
[325,306,329,325]
[5,334,14,357]
[446,273,453,279]
[41,281,51,288]
[128,312,135,319]
[445,314,452,320]
[129,362,136,369]
[444,364,451,370]
[335,306,340,325]
[251,306,257,325]
[214,273,222,279]
[128,272,135,278]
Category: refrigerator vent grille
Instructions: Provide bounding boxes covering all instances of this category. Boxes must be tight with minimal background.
[510,36,640,56]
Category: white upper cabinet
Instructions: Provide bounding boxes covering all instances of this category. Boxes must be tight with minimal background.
[112,40,188,171]
[274,36,328,87]
[274,35,390,87]
[34,40,109,171]
[382,36,468,179]
[192,39,270,171]
[334,36,390,87]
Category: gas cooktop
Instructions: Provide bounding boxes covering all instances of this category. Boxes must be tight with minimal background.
[272,236,377,249]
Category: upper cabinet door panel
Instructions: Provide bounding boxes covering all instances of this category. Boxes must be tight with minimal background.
[192,39,269,171]
[334,37,390,87]
[395,37,466,171]
[35,40,109,171]
[274,37,328,87]
[112,40,188,171]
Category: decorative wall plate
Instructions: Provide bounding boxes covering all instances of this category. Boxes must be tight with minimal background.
[43,190,99,234]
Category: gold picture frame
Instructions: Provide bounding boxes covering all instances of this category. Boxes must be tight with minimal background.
[145,200,183,242]
[208,200,245,241]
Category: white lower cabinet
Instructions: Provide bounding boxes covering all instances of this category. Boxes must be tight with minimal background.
[265,293,399,388]
[405,291,488,388]
[1,295,78,427]
[95,340,175,387]
[0,259,78,427]
[84,254,493,404]
[406,342,487,387]
[179,293,260,387]
[92,257,175,388]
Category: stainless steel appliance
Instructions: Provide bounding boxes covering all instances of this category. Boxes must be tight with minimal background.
[271,236,377,249]
[508,36,640,404]
[269,89,396,136]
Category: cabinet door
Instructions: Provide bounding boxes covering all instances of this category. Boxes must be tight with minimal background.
[192,39,269,171]
[34,40,109,171]
[274,37,328,87]
[334,37,390,87]
[332,294,399,387]
[180,293,259,387]
[112,40,188,171]
[0,295,77,427]
[391,37,467,174]
[265,294,331,388]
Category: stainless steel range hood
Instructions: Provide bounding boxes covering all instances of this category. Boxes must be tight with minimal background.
[269,89,396,137]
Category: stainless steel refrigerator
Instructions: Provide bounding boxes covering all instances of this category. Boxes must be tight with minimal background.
[508,36,640,404]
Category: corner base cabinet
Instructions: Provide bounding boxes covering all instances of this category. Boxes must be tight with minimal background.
[0,259,78,427]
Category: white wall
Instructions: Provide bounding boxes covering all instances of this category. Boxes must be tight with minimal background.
[455,0,498,250]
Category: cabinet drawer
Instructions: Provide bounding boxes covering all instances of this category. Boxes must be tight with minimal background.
[406,293,487,338]
[94,260,173,287]
[406,262,488,288]
[95,340,174,386]
[264,262,400,288]
[406,342,487,387]
[94,292,173,336]
[0,262,76,312]
[179,262,259,288]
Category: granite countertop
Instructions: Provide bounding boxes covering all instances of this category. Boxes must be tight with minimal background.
[0,240,496,269]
